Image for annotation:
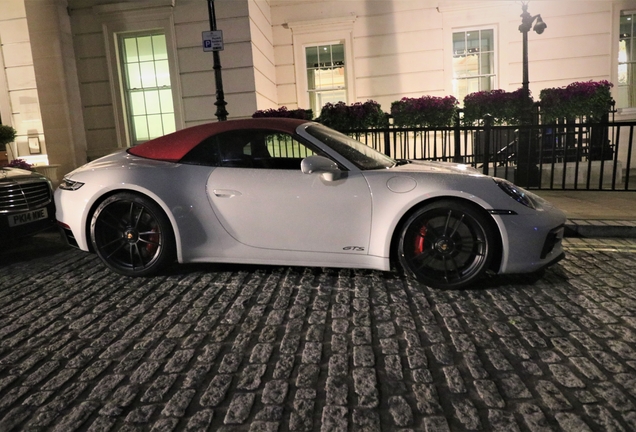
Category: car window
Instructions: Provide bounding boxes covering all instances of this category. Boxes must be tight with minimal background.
[181,129,320,170]
[305,124,395,170]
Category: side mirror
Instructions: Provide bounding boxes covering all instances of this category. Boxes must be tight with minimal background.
[301,155,341,181]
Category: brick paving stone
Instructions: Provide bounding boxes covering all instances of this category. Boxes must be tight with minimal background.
[548,364,586,388]
[534,380,572,411]
[237,364,267,390]
[352,408,380,432]
[412,383,443,415]
[324,376,347,406]
[518,402,553,432]
[289,397,314,431]
[200,374,232,407]
[296,364,320,388]
[488,409,522,431]
[320,406,347,432]
[387,395,413,427]
[452,398,481,430]
[224,392,256,424]
[262,380,288,405]
[140,374,177,403]
[422,415,451,432]
[474,379,505,408]
[352,368,379,408]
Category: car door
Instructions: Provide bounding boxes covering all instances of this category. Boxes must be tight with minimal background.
[205,129,372,254]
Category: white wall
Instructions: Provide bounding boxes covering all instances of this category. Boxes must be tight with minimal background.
[0,0,45,162]
[68,0,260,161]
[25,0,87,179]
[176,0,260,123]
[269,0,619,114]
[0,0,87,181]
[249,0,278,110]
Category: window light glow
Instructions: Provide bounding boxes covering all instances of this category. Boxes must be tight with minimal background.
[121,34,176,144]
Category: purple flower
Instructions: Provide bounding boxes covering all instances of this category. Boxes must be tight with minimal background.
[539,80,613,122]
[6,158,32,170]
[252,106,313,120]
[391,95,458,127]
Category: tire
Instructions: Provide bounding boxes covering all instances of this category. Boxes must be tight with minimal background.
[397,200,495,289]
[90,192,175,277]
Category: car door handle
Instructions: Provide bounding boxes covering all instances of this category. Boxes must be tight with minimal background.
[213,189,242,198]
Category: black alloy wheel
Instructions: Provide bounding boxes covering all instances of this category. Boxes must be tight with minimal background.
[398,200,495,289]
[90,192,175,276]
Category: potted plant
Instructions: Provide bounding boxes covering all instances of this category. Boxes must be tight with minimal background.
[539,80,613,123]
[6,158,32,170]
[252,106,313,120]
[540,81,614,160]
[0,124,17,147]
[390,95,458,128]
[0,125,17,167]
[318,100,388,131]
[462,89,527,125]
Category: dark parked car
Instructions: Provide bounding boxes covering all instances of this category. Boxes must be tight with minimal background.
[1,166,56,241]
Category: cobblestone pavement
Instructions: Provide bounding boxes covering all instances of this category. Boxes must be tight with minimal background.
[1,233,636,431]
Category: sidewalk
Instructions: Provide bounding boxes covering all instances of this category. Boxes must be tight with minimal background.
[533,190,636,237]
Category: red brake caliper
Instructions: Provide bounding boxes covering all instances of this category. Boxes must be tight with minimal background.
[147,227,159,254]
[414,225,427,254]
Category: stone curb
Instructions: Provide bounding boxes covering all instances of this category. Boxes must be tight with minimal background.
[564,219,636,238]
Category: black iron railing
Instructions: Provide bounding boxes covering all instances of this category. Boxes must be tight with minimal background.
[345,120,636,191]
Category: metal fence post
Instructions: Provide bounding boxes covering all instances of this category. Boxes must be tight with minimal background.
[482,114,492,175]
[453,111,462,163]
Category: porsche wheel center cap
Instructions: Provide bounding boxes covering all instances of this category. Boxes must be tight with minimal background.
[125,229,138,243]
[435,239,454,254]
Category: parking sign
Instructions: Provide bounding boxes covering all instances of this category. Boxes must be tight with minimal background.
[202,30,224,52]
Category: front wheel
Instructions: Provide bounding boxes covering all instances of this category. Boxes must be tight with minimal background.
[90,193,175,277]
[397,200,495,289]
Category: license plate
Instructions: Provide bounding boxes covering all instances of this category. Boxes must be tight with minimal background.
[8,208,49,227]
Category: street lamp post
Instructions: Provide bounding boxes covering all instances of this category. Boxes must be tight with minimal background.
[207,0,228,121]
[516,1,546,187]
[519,1,547,106]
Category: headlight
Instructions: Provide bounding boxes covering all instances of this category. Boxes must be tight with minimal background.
[58,178,85,191]
[493,178,536,209]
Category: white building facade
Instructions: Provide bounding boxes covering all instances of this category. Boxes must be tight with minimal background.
[1,0,635,181]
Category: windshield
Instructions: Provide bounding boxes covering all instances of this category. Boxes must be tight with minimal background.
[305,124,396,170]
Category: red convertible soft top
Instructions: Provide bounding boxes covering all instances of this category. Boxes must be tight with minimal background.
[127,118,309,162]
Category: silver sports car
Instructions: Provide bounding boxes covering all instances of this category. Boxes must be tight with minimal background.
[55,118,565,289]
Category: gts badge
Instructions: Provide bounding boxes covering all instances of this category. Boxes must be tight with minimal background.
[343,246,365,252]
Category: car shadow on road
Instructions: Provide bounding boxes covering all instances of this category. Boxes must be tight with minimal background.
[0,228,70,265]
[160,261,569,292]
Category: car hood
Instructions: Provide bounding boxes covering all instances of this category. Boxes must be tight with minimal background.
[0,167,45,181]
[390,160,482,176]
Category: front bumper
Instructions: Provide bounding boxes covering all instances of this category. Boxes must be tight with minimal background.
[1,201,56,241]
[495,207,566,275]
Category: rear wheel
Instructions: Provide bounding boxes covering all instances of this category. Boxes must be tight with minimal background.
[398,200,495,289]
[90,193,175,276]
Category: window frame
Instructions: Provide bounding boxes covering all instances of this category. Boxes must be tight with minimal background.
[612,3,636,116]
[119,32,176,145]
[451,26,497,102]
[616,8,636,112]
[304,43,347,116]
[288,17,356,115]
[96,2,184,148]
